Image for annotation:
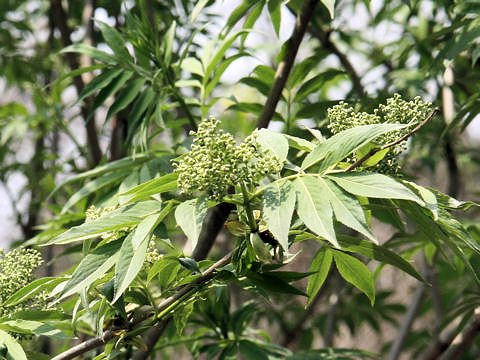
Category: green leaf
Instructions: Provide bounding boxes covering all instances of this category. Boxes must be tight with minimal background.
[246,272,306,296]
[289,55,328,88]
[8,310,70,322]
[174,195,208,250]
[60,44,118,64]
[204,30,249,83]
[106,77,146,122]
[121,173,178,203]
[250,232,272,262]
[328,172,424,205]
[286,348,379,359]
[319,178,376,243]
[181,57,204,77]
[294,176,337,247]
[61,170,130,213]
[239,340,269,360]
[77,68,123,105]
[0,320,67,339]
[90,71,134,117]
[356,143,389,167]
[49,153,153,197]
[284,134,315,152]
[162,21,176,65]
[320,0,336,19]
[147,257,178,284]
[224,0,257,31]
[190,0,210,23]
[4,277,67,307]
[174,300,195,335]
[126,88,156,142]
[257,129,289,162]
[301,123,409,171]
[253,65,275,85]
[397,200,480,284]
[50,64,107,89]
[239,77,271,97]
[306,247,333,306]
[49,200,161,245]
[97,21,134,64]
[61,239,122,299]
[0,328,27,360]
[267,0,282,37]
[294,69,345,102]
[178,257,201,273]
[131,211,164,248]
[337,235,425,283]
[113,231,150,303]
[262,180,296,250]
[404,181,438,220]
[473,46,480,67]
[332,249,375,305]
[227,102,284,122]
[204,53,245,101]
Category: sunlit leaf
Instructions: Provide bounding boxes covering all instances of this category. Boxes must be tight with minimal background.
[332,249,375,305]
[294,176,337,247]
[306,247,333,306]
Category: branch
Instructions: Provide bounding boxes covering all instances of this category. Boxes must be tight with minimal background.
[192,202,235,261]
[388,283,428,360]
[50,0,102,166]
[344,108,440,172]
[51,331,115,360]
[256,0,318,129]
[442,65,461,198]
[438,310,480,360]
[281,268,331,348]
[130,202,235,360]
[419,308,480,360]
[51,252,233,360]
[310,25,366,98]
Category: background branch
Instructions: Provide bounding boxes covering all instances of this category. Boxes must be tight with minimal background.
[388,282,428,360]
[50,0,102,166]
[309,24,366,98]
[256,0,318,129]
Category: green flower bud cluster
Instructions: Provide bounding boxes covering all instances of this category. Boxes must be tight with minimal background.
[145,239,163,264]
[174,117,283,200]
[328,94,432,174]
[0,248,46,318]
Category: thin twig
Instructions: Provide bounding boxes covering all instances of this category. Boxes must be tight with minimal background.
[281,269,332,348]
[344,108,440,172]
[419,308,480,360]
[323,271,342,347]
[286,5,366,97]
[309,25,366,98]
[51,331,115,360]
[388,282,428,360]
[438,310,480,360]
[256,0,318,129]
[51,252,233,360]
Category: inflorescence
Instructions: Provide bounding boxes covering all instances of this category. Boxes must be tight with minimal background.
[0,247,46,318]
[174,117,283,200]
[327,94,432,174]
